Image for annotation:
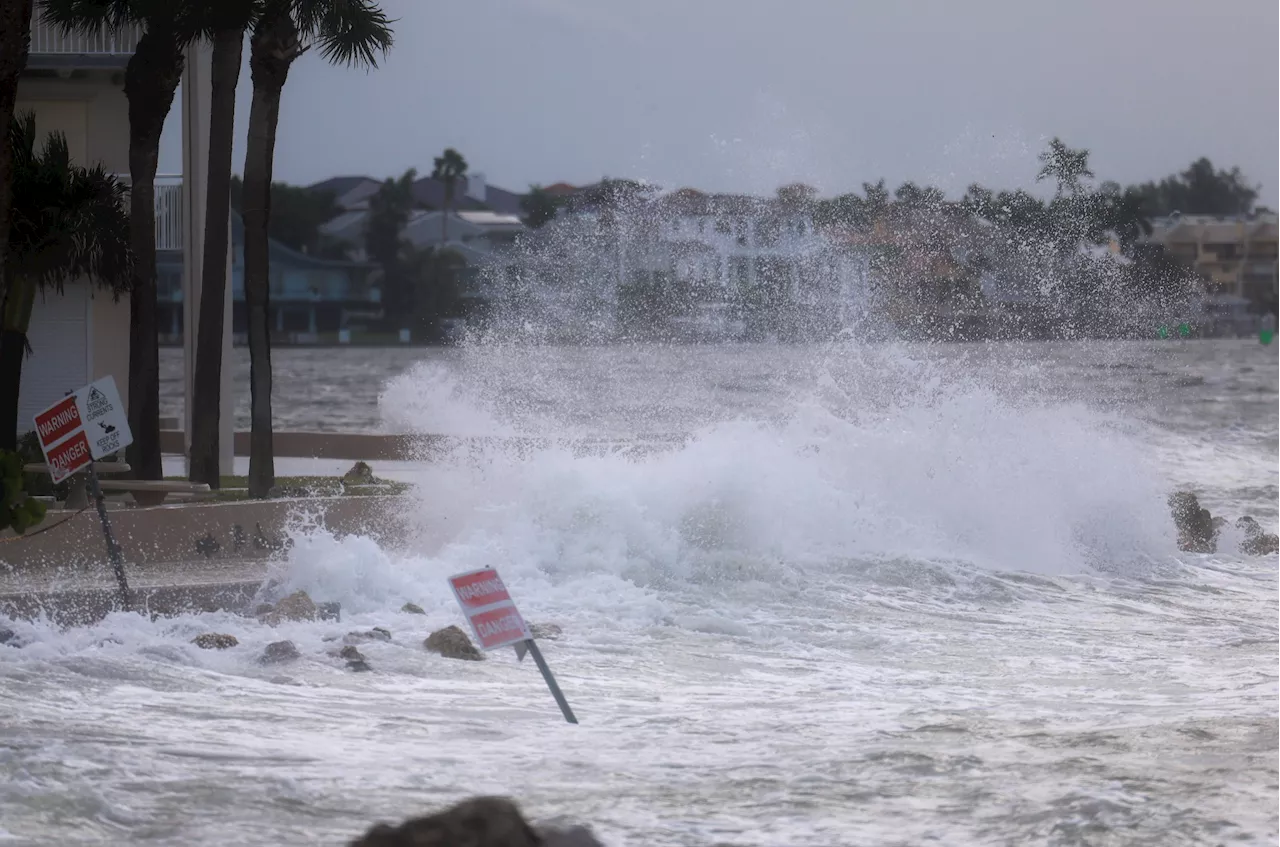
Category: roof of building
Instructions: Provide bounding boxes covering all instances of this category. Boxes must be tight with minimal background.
[456,210,524,228]
[307,175,376,198]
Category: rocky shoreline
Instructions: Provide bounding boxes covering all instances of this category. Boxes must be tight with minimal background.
[349,796,603,847]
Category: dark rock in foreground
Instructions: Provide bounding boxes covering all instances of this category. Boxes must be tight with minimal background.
[259,640,301,665]
[346,627,392,644]
[401,602,426,615]
[192,633,238,650]
[424,625,484,661]
[1169,491,1217,553]
[348,796,603,847]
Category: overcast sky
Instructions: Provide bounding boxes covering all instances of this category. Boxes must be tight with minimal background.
[159,0,1279,205]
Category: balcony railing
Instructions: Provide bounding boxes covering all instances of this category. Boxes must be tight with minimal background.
[28,12,143,64]
[115,174,183,252]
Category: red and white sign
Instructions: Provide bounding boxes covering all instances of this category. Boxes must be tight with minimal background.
[32,376,133,483]
[448,568,531,650]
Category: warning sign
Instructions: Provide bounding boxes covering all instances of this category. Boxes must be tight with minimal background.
[32,375,133,481]
[448,568,531,650]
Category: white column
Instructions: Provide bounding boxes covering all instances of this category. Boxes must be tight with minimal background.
[180,41,235,475]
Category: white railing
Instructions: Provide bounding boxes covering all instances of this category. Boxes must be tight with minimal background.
[29,12,143,57]
[114,174,183,251]
[154,177,182,252]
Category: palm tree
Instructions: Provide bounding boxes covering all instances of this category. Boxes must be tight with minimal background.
[39,0,212,481]
[431,147,467,245]
[1036,137,1094,198]
[241,0,393,498]
[0,0,37,313]
[189,3,261,489]
[2,113,134,449]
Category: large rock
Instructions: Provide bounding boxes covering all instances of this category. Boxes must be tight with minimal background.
[0,628,19,648]
[262,591,318,625]
[401,602,426,615]
[192,633,238,650]
[345,627,392,644]
[348,797,536,847]
[349,796,604,847]
[1169,491,1217,553]
[259,640,301,665]
[1236,516,1279,556]
[424,625,484,661]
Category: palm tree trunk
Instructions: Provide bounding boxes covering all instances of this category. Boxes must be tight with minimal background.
[0,275,35,450]
[123,30,186,481]
[189,26,243,489]
[0,0,35,312]
[243,9,301,499]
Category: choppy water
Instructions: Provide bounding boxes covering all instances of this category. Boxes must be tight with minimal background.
[6,339,1278,846]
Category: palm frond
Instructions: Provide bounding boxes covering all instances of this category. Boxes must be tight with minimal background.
[36,0,129,35]
[6,113,135,298]
[294,0,394,68]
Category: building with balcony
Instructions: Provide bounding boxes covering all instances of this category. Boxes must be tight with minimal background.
[16,11,231,467]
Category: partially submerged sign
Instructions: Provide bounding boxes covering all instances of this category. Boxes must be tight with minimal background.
[449,568,533,650]
[33,376,132,482]
[448,568,578,724]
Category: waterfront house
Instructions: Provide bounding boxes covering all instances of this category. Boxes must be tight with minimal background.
[15,12,232,464]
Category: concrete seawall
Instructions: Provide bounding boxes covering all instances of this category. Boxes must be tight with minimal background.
[0,495,413,626]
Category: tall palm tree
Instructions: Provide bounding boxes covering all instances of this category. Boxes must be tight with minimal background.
[241,0,392,498]
[0,0,37,313]
[189,2,261,488]
[2,113,134,449]
[431,147,466,245]
[39,0,212,481]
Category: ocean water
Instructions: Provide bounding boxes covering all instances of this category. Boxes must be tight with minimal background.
[5,339,1278,846]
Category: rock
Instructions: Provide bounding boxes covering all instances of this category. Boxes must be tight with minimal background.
[317,601,342,622]
[401,602,426,615]
[423,625,484,661]
[0,628,19,647]
[259,640,301,665]
[540,825,606,847]
[252,603,275,618]
[192,633,238,650]
[1169,491,1217,553]
[348,797,541,847]
[1237,517,1279,555]
[345,627,392,644]
[530,622,563,640]
[263,591,317,624]
[338,645,365,661]
[343,461,376,484]
[346,659,373,673]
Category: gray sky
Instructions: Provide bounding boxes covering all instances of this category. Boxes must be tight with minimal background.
[160,0,1279,204]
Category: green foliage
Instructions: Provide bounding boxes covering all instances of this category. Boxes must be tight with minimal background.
[520,185,561,229]
[6,112,134,305]
[409,246,468,340]
[364,169,417,323]
[0,449,47,535]
[229,175,344,256]
[1129,157,1259,217]
[1036,137,1095,197]
[431,148,468,209]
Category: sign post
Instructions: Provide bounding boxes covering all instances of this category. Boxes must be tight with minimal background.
[449,568,579,725]
[33,377,133,607]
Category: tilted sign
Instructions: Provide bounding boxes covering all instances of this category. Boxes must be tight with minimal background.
[449,567,532,650]
[33,376,133,483]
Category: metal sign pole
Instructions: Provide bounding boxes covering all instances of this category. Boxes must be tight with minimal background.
[86,466,129,609]
[524,638,578,724]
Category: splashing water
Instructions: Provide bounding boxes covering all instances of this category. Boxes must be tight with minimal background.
[3,338,1276,846]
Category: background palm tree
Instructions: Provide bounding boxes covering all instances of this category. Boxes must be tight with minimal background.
[40,0,212,481]
[241,0,393,498]
[189,1,261,488]
[0,0,37,313]
[1,113,134,450]
[431,147,467,244]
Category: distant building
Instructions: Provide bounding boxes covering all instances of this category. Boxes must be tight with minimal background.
[157,213,375,342]
[1146,213,1278,320]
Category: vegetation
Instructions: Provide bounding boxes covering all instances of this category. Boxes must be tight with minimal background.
[0,447,45,534]
[229,174,345,256]
[520,185,561,229]
[190,5,258,490]
[430,147,467,243]
[241,0,393,499]
[0,0,36,320]
[364,167,417,323]
[1,115,133,450]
